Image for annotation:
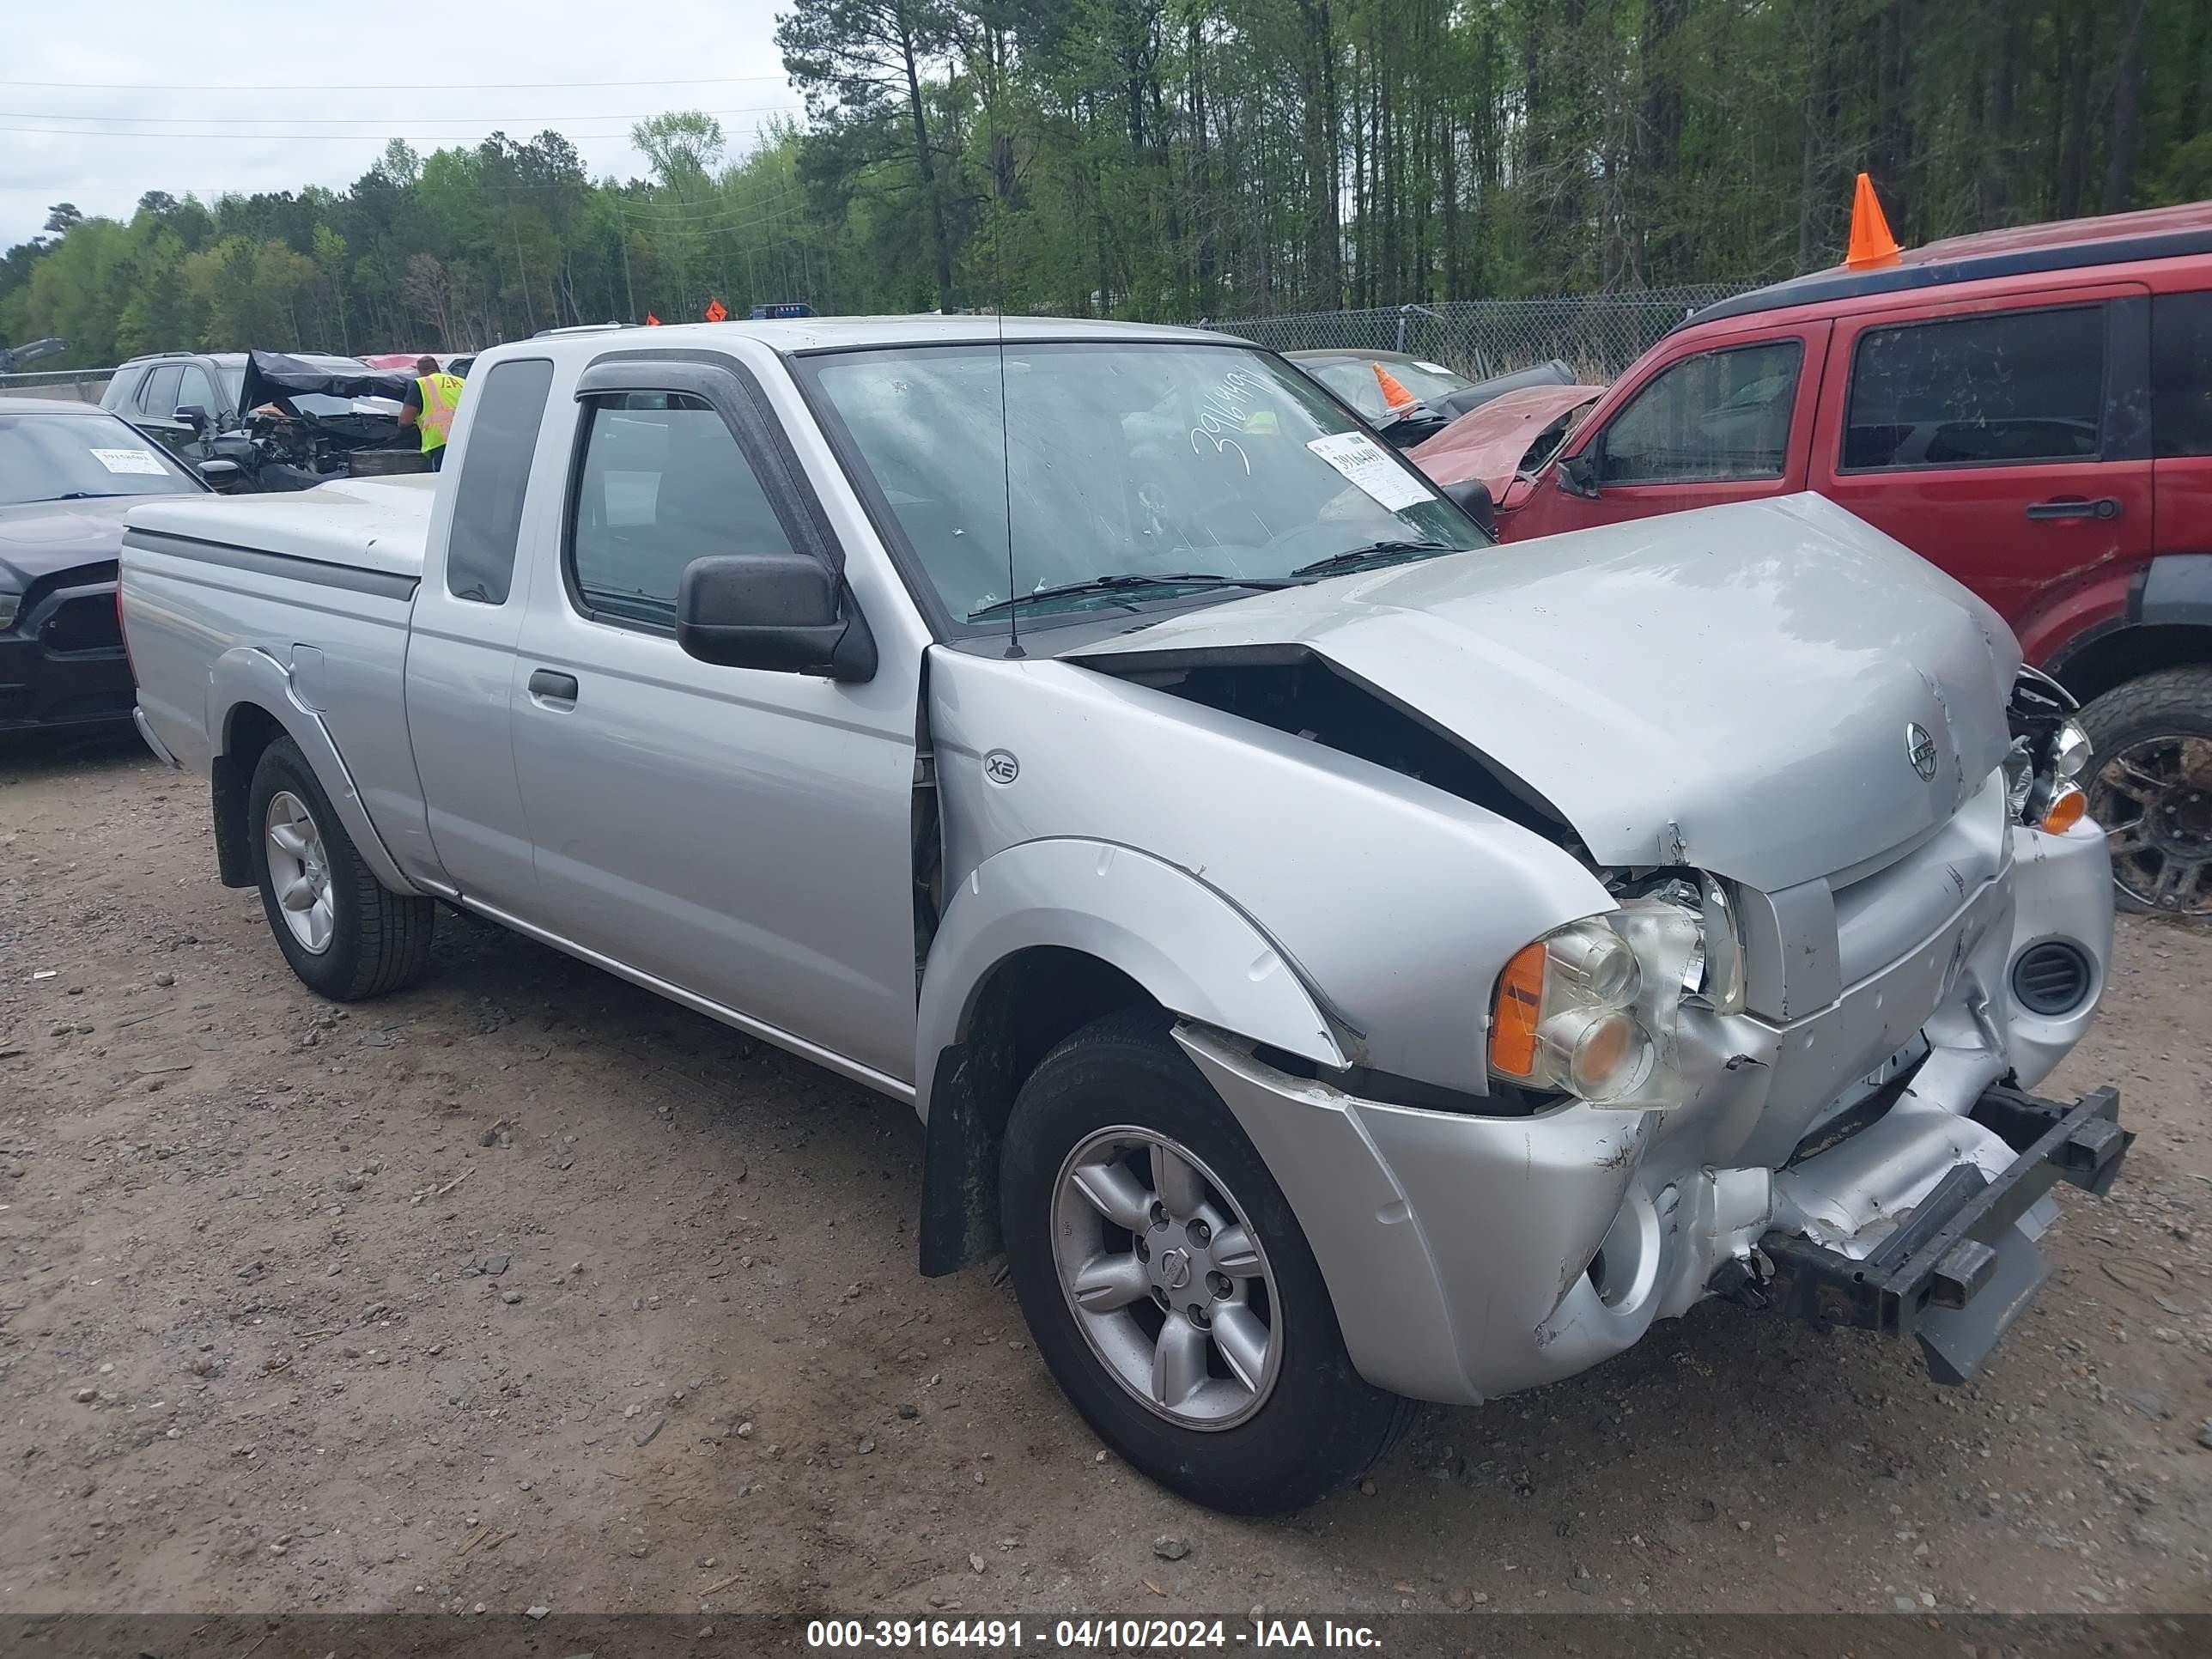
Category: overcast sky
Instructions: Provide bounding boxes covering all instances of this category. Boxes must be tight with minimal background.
[3,0,805,246]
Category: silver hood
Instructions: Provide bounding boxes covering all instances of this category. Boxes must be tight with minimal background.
[1069,493,2019,893]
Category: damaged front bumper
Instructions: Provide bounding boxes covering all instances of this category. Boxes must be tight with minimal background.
[1176,820,2122,1407]
[1758,1082,2129,1384]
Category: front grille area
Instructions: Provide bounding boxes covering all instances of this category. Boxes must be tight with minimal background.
[40,592,123,654]
[2013,940,2093,1017]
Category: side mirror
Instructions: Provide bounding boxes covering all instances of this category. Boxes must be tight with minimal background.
[1443,478,1497,538]
[676,550,877,682]
[175,404,210,434]
[197,459,243,491]
[1558,448,1601,499]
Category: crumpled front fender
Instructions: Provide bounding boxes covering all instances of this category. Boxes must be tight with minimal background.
[913,836,1347,1122]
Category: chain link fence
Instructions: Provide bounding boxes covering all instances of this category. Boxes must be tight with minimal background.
[0,368,112,404]
[1205,285,1753,383]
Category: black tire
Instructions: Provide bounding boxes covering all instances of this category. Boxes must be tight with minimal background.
[247,737,434,1000]
[1000,1009,1414,1514]
[2076,665,2212,916]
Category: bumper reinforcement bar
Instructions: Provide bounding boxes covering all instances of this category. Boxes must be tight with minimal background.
[1756,1083,2128,1384]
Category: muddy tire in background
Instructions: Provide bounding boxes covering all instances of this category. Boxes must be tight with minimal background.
[246,737,435,1000]
[2078,665,2212,916]
[999,1007,1414,1515]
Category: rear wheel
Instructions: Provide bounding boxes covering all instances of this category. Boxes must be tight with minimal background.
[2077,666,2212,916]
[247,737,435,999]
[1000,1009,1413,1514]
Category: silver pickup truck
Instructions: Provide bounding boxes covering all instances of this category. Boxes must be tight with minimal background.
[119,317,2128,1515]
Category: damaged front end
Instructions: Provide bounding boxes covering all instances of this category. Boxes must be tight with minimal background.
[226,351,417,491]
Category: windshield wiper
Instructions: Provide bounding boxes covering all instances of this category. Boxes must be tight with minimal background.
[1291,539,1461,580]
[47,491,129,501]
[966,571,1291,621]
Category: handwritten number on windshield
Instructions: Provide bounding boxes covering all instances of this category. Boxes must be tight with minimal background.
[1188,366,1268,476]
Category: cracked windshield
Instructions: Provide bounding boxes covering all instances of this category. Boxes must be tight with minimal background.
[811,343,1484,625]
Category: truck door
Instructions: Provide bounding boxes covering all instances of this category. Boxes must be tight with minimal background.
[506,353,921,1088]
[404,355,559,910]
[1510,323,1827,539]
[1809,285,2154,652]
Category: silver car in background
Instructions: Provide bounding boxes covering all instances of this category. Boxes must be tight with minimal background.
[118,318,2126,1513]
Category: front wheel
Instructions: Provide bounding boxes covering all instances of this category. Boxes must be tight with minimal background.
[247,737,435,1000]
[2077,665,2212,916]
[1000,1009,1413,1514]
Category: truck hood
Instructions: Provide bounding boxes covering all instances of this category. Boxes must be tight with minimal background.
[1066,493,2019,893]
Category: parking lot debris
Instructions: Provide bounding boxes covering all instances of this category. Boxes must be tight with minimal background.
[1152,1536,1190,1561]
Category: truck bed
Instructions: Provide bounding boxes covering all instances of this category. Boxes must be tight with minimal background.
[121,473,441,892]
[126,473,434,580]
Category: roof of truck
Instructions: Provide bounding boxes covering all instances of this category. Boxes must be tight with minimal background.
[499,313,1237,358]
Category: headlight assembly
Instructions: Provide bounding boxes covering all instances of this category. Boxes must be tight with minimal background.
[1488,886,1733,1110]
[2008,670,2094,832]
[0,592,19,630]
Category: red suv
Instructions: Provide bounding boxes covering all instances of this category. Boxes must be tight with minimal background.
[1496,204,2212,916]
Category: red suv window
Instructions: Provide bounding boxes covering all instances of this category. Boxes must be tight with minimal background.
[1841,305,2105,471]
[1594,339,1802,485]
[2151,290,2212,458]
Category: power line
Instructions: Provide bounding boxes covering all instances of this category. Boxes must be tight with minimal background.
[1,104,805,126]
[0,118,803,142]
[0,74,793,92]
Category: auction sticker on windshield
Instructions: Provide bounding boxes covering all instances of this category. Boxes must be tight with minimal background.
[1305,431,1431,511]
[90,448,167,475]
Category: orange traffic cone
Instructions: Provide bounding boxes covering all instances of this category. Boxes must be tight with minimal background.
[1844,173,1901,269]
[1371,361,1421,413]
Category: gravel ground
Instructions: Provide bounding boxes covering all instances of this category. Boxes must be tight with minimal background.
[1,734,2208,1620]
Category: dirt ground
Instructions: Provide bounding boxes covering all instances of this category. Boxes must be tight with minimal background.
[2,733,2208,1621]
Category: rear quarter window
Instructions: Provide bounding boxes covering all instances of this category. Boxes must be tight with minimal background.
[1843,305,2105,471]
[2151,290,2212,459]
[444,358,555,605]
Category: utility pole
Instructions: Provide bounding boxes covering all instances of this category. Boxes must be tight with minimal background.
[619,205,638,323]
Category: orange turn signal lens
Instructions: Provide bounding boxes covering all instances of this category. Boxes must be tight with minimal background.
[1489,941,1547,1078]
[2039,785,2087,836]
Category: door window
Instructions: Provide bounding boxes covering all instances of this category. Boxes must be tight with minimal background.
[2151,290,2212,459]
[138,364,182,417]
[178,364,219,418]
[1595,340,1802,484]
[1843,305,2105,471]
[444,356,554,605]
[567,392,795,630]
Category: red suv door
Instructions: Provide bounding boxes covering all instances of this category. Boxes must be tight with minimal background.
[1808,286,2154,660]
[1506,322,1829,538]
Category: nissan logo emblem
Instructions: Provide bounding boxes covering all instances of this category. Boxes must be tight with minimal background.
[1906,722,1939,782]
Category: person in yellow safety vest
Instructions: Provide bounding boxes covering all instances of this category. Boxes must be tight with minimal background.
[398,355,466,471]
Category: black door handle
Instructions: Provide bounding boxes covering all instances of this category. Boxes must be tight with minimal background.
[2025,496,2121,522]
[527,668,579,702]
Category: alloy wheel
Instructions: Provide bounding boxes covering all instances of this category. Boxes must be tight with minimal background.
[264,790,337,954]
[2091,737,2212,915]
[1049,1126,1281,1431]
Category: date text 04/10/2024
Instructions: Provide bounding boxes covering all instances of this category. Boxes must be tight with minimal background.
[803,1619,1384,1650]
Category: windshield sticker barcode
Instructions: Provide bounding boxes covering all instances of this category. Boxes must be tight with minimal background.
[90,448,167,475]
[1305,431,1431,511]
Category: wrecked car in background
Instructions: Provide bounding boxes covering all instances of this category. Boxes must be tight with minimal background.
[102,349,416,490]
[1407,380,1603,498]
[1287,349,1581,449]
[119,317,2126,1516]
[1,396,210,734]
